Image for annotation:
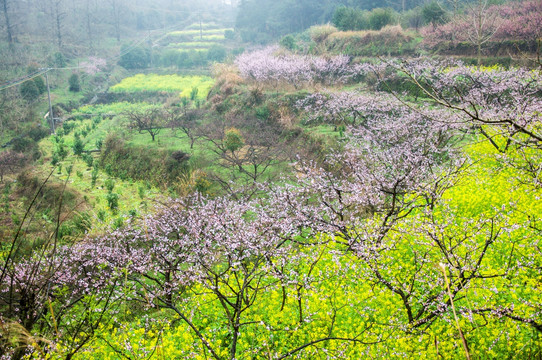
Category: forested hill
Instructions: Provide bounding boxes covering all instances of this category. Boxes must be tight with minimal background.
[235,0,461,42]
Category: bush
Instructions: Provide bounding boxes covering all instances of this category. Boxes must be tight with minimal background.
[20,80,39,101]
[12,137,40,160]
[332,7,368,31]
[422,2,447,25]
[72,134,84,156]
[68,73,81,92]
[207,45,227,62]
[105,178,115,193]
[53,52,66,67]
[118,46,151,69]
[33,76,46,94]
[368,8,395,30]
[279,35,297,50]
[224,128,244,153]
[91,166,99,186]
[224,29,235,40]
[106,192,119,211]
[26,125,49,142]
[82,153,93,168]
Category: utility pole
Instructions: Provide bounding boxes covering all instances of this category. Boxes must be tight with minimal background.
[45,71,55,134]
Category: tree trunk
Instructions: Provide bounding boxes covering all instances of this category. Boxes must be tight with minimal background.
[1,0,14,46]
[86,0,93,49]
[54,0,63,49]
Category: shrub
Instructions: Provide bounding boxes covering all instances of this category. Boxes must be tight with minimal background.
[224,128,244,153]
[91,166,99,186]
[72,134,84,156]
[33,76,46,94]
[207,45,227,62]
[106,192,119,211]
[332,7,368,31]
[118,46,151,69]
[63,121,76,135]
[82,153,94,168]
[190,87,199,101]
[53,52,66,67]
[422,2,447,25]
[224,29,235,40]
[26,125,49,142]
[368,8,395,30]
[20,80,39,101]
[279,35,297,50]
[105,178,115,193]
[68,73,81,92]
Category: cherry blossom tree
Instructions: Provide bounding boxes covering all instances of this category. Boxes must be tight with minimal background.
[235,46,363,87]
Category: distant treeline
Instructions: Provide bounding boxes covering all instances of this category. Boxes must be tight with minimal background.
[235,0,472,43]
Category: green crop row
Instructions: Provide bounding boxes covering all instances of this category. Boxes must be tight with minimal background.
[110,74,214,99]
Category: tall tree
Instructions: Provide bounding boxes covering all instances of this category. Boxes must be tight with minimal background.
[1,0,14,46]
[459,0,501,65]
[52,0,66,49]
[108,0,122,43]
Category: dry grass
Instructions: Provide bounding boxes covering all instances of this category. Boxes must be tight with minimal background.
[212,63,244,95]
[327,25,408,44]
[325,25,417,56]
[0,320,52,357]
[309,24,339,43]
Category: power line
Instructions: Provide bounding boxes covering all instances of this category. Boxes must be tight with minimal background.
[0,69,50,92]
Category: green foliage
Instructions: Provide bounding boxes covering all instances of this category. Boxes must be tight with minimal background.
[72,134,84,156]
[105,192,119,211]
[68,73,81,92]
[53,52,66,68]
[33,76,46,94]
[82,153,93,168]
[20,80,39,101]
[279,34,297,50]
[104,178,115,193]
[422,2,447,25]
[91,166,99,187]
[207,44,227,62]
[52,137,68,165]
[224,128,244,153]
[63,121,76,135]
[332,6,368,31]
[99,135,190,187]
[189,87,199,101]
[224,29,235,40]
[118,46,151,69]
[368,8,395,30]
[255,106,270,120]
